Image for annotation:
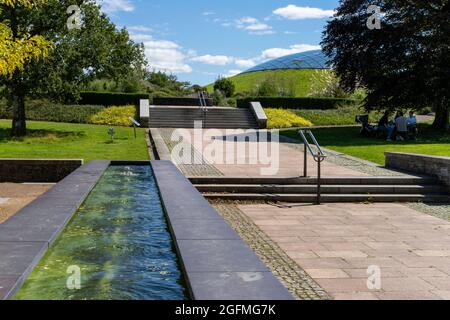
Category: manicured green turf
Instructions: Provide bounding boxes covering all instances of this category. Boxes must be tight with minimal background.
[281,125,450,165]
[293,106,383,126]
[0,120,149,162]
[207,69,317,97]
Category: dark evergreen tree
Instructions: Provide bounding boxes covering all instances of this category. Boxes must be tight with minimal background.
[322,0,449,130]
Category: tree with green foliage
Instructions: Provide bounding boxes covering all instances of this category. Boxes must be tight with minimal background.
[322,0,449,130]
[214,76,235,97]
[0,0,146,136]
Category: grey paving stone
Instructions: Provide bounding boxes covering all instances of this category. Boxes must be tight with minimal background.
[0,242,48,276]
[169,219,240,240]
[0,276,19,300]
[177,240,270,273]
[189,272,294,300]
[152,161,222,220]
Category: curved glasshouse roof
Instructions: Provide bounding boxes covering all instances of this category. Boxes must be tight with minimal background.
[243,49,330,74]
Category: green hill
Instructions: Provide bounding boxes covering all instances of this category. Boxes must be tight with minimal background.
[206,69,318,97]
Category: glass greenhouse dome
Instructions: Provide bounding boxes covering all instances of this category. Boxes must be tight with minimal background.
[243,50,330,74]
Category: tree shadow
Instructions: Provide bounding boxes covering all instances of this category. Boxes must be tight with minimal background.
[0,128,85,142]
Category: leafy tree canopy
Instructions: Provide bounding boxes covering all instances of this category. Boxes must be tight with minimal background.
[322,0,450,130]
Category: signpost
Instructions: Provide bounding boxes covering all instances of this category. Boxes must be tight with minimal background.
[129,117,141,138]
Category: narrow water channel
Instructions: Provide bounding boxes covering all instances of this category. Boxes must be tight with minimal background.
[15,165,188,300]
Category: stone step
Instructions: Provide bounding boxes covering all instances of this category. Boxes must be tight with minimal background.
[202,193,450,203]
[195,184,447,195]
[189,176,439,186]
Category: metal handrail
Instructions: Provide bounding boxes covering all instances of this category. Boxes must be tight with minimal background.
[198,91,208,113]
[298,130,327,204]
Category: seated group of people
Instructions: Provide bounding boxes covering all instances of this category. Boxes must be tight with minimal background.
[378,111,418,141]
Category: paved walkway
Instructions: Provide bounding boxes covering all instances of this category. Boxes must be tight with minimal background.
[0,183,52,224]
[237,203,450,300]
[153,127,450,299]
[158,128,372,177]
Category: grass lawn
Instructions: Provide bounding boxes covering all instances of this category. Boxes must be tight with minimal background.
[281,125,450,165]
[292,105,383,126]
[207,69,316,97]
[0,120,149,162]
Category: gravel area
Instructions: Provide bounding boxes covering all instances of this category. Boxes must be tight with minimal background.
[407,202,450,221]
[213,203,330,300]
[157,128,223,176]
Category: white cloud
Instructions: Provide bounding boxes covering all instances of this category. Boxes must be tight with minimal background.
[273,5,335,20]
[127,25,153,33]
[203,11,215,16]
[235,59,256,68]
[232,17,275,35]
[135,36,192,73]
[191,55,233,66]
[129,33,153,42]
[261,44,321,60]
[98,0,135,13]
[225,70,242,77]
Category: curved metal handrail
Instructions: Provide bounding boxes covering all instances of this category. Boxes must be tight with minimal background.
[298,130,327,204]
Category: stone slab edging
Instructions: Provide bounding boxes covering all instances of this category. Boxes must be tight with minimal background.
[250,102,268,129]
[0,159,83,183]
[151,160,294,300]
[149,128,172,160]
[386,152,450,191]
[0,161,110,300]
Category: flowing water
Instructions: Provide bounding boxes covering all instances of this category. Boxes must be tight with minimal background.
[15,165,188,300]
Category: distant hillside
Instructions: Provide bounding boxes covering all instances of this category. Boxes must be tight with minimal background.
[206,69,318,97]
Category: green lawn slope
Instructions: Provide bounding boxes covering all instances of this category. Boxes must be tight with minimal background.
[207,69,317,97]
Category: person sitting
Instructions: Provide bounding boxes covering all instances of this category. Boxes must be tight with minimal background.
[407,111,418,140]
[407,111,417,125]
[377,111,394,141]
[395,111,409,141]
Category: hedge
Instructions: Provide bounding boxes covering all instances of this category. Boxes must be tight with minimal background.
[153,97,213,106]
[0,100,105,124]
[79,91,149,106]
[236,97,357,110]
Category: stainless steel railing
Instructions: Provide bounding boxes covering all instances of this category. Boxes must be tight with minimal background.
[299,130,327,204]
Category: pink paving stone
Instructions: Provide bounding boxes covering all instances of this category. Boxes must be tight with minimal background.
[237,202,450,299]
[304,269,350,279]
[181,129,370,177]
[333,292,379,300]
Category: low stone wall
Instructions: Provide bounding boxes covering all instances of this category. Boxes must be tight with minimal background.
[385,152,450,189]
[0,159,83,183]
[250,102,268,129]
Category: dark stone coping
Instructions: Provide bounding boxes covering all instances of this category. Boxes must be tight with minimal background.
[0,160,110,300]
[0,159,83,183]
[151,161,294,300]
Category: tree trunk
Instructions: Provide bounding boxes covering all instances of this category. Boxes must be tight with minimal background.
[9,82,27,137]
[432,101,449,131]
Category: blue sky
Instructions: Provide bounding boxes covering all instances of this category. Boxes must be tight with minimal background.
[99,0,339,85]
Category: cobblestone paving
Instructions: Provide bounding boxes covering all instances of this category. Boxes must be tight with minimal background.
[158,128,223,176]
[407,202,450,222]
[213,203,330,300]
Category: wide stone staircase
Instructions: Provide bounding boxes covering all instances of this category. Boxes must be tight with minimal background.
[148,106,259,129]
[189,176,449,203]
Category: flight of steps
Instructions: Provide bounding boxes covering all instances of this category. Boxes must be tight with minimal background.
[148,107,259,129]
[189,176,449,203]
